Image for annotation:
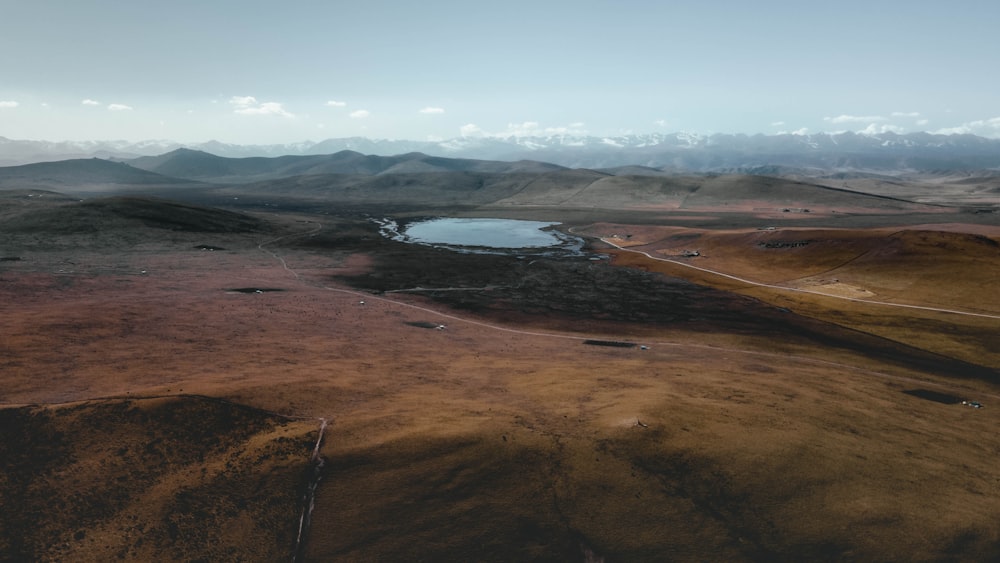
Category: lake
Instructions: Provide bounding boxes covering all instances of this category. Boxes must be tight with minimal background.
[379,217,586,255]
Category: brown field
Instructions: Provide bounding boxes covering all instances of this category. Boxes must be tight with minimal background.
[2,188,999,561]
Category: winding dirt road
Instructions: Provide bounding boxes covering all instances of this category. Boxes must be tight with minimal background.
[595,236,1000,320]
[258,221,1000,402]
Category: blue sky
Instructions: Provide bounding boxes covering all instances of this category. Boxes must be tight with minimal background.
[1,0,998,143]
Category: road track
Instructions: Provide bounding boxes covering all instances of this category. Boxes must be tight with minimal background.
[257,221,1000,401]
[594,236,1000,320]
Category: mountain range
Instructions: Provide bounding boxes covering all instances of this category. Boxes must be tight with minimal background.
[4,148,983,217]
[3,132,1000,174]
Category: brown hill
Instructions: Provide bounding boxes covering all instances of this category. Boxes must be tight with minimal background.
[128,149,566,183]
[0,396,316,561]
[3,207,999,560]
[678,175,943,212]
[0,159,195,192]
[0,196,266,235]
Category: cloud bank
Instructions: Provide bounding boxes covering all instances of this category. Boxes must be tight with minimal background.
[229,96,294,118]
[824,114,886,124]
[459,121,589,138]
[933,117,1000,136]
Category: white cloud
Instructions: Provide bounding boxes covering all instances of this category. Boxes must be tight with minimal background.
[460,123,484,137]
[777,127,808,136]
[931,125,968,135]
[932,117,1000,137]
[824,114,886,124]
[505,121,541,136]
[229,96,294,118]
[459,121,588,138]
[860,123,905,135]
[107,103,133,111]
[891,111,921,118]
[238,102,293,117]
[770,121,786,127]
[82,99,100,106]
[916,119,929,126]
[0,101,18,108]
[419,106,445,114]
[501,121,587,137]
[653,119,668,127]
[325,100,346,107]
[349,109,370,119]
[229,96,257,108]
[569,122,585,128]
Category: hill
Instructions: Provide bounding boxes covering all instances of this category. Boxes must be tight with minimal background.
[2,149,980,215]
[0,196,266,234]
[186,167,960,215]
[127,149,566,183]
[6,132,1000,175]
[0,158,195,191]
[0,396,316,561]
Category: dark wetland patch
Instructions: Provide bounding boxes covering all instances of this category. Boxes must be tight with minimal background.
[0,256,22,262]
[583,339,637,348]
[903,389,963,405]
[227,287,286,294]
[405,321,445,329]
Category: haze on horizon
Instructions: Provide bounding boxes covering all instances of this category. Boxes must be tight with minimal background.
[2,0,999,144]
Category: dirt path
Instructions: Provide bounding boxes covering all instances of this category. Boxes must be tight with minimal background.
[257,222,1000,402]
[595,236,1000,320]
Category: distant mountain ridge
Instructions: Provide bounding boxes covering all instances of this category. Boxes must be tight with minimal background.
[0,158,197,189]
[2,132,1000,174]
[0,148,991,213]
[126,149,565,183]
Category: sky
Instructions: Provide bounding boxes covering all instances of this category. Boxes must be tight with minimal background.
[1,0,999,144]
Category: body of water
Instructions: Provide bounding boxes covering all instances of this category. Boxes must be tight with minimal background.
[378,217,586,255]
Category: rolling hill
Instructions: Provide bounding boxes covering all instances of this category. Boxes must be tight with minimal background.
[0,196,266,234]
[0,149,982,216]
[6,132,1000,174]
[2,141,998,561]
[0,158,197,191]
[127,149,566,183]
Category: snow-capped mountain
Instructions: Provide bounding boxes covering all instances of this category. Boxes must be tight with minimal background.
[2,132,999,173]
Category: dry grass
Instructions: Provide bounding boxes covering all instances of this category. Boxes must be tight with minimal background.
[2,204,999,560]
[581,222,1000,370]
[0,396,315,561]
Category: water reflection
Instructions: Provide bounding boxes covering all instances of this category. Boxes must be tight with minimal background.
[377,217,586,256]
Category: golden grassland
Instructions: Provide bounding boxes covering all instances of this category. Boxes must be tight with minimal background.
[2,204,999,560]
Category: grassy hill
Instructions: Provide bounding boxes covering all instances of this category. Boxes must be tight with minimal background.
[0,196,266,234]
[0,396,315,561]
[2,152,979,215]
[679,175,943,211]
[128,149,566,183]
[0,159,194,191]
